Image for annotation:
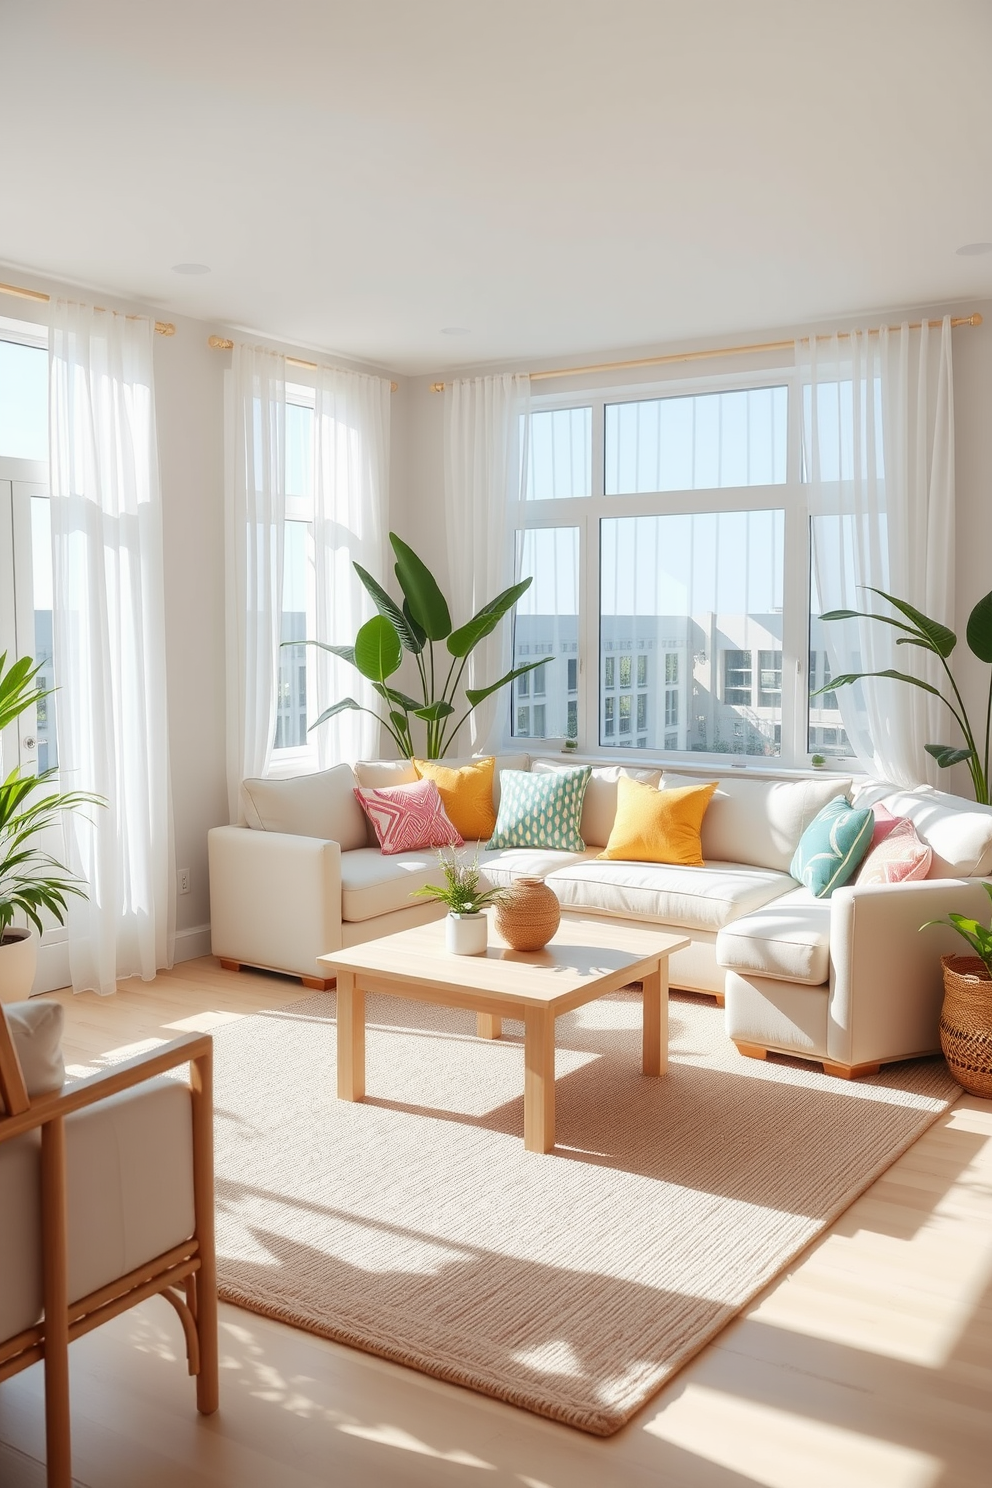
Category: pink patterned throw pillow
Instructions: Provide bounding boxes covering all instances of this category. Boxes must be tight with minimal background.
[856,817,932,885]
[354,779,463,855]
[867,803,904,851]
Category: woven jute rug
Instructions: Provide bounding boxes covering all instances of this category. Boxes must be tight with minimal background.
[210,988,958,1435]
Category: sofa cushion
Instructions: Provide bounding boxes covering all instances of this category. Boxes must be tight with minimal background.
[600,777,718,866]
[531,759,662,847]
[662,772,852,872]
[414,756,497,840]
[354,779,463,855]
[856,817,932,885]
[545,859,794,932]
[716,887,832,985]
[478,844,600,887]
[0,1000,65,1108]
[488,766,591,851]
[241,763,367,851]
[850,782,992,877]
[340,847,461,922]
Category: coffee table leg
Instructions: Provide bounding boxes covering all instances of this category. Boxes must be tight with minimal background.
[336,971,366,1100]
[477,1013,502,1040]
[524,1006,556,1153]
[642,961,669,1076]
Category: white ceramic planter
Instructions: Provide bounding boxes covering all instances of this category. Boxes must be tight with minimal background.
[445,912,488,956]
[0,927,39,1005]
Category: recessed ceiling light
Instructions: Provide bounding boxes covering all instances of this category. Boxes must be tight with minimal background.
[955,242,992,257]
[171,262,211,275]
[440,326,471,336]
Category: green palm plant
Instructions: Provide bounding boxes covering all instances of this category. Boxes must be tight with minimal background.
[0,651,102,938]
[921,882,992,979]
[301,532,542,760]
[813,586,992,804]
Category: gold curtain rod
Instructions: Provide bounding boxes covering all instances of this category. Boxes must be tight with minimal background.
[427,313,983,392]
[0,279,175,336]
[208,335,398,392]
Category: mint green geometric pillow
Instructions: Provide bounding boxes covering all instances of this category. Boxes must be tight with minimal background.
[790,797,874,898]
[487,766,592,852]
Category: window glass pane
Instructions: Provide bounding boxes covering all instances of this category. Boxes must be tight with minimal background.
[286,399,313,500]
[533,703,546,736]
[30,497,57,773]
[605,386,787,495]
[274,521,310,749]
[0,340,47,460]
[808,564,851,757]
[567,657,577,692]
[522,407,591,500]
[512,527,579,739]
[600,510,785,757]
[802,379,884,482]
[604,655,614,690]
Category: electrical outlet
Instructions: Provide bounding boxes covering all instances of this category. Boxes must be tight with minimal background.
[178,868,191,895]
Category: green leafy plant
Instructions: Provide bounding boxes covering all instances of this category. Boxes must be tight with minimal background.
[810,753,826,768]
[297,532,542,759]
[921,883,992,979]
[410,848,505,916]
[813,586,992,804]
[0,652,103,938]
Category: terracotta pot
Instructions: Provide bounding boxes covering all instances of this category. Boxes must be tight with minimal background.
[445,912,488,956]
[939,954,992,1098]
[495,878,561,952]
[0,927,39,1005]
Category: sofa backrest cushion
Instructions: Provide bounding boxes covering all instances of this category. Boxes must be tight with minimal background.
[0,1000,65,1110]
[850,782,992,877]
[532,759,662,847]
[661,772,853,872]
[241,764,367,851]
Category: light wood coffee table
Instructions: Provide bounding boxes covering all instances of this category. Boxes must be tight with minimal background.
[319,914,690,1154]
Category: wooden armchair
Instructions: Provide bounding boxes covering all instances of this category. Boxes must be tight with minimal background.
[0,1001,218,1488]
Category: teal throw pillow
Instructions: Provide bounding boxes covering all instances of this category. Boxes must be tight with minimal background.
[487,766,592,852]
[790,798,874,898]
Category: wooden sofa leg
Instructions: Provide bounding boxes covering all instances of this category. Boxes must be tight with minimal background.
[218,958,242,974]
[822,1060,881,1080]
[301,975,335,991]
[734,1041,767,1062]
[713,993,725,1008]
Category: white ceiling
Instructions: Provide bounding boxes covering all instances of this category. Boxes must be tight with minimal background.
[2,1,991,375]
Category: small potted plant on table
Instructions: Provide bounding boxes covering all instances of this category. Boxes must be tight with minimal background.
[412,849,505,955]
[921,884,992,1096]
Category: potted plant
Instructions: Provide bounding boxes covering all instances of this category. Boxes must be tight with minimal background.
[920,885,992,1096]
[411,848,505,955]
[297,532,544,760]
[810,753,827,769]
[0,652,102,1003]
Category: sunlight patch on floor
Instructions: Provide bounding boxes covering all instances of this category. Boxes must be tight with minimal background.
[166,1009,248,1032]
[338,1421,495,1468]
[644,1382,942,1488]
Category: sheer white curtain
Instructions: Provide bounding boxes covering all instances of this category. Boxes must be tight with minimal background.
[49,301,173,995]
[444,374,530,752]
[225,345,286,816]
[312,366,390,765]
[800,318,955,785]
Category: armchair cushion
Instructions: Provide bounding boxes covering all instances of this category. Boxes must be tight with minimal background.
[0,1000,64,1107]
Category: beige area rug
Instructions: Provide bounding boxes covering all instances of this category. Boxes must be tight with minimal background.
[209,989,958,1436]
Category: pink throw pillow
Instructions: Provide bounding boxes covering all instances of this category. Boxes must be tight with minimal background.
[856,817,932,885]
[867,803,904,851]
[354,779,463,855]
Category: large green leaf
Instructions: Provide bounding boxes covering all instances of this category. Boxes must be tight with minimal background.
[413,701,455,721]
[309,697,362,731]
[446,577,534,658]
[863,587,957,658]
[390,533,451,640]
[925,744,975,769]
[811,668,945,701]
[372,682,421,711]
[353,563,425,654]
[297,640,356,667]
[819,607,915,634]
[465,659,544,707]
[353,616,402,682]
[966,588,992,663]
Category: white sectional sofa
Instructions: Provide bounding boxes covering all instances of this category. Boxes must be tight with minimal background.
[207,756,992,1078]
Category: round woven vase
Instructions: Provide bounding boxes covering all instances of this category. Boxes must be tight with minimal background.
[939,954,992,1098]
[495,878,561,952]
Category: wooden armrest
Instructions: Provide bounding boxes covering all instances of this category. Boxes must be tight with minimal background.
[0,1032,212,1144]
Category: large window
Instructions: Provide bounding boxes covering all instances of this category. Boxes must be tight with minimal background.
[273,387,316,757]
[508,372,852,766]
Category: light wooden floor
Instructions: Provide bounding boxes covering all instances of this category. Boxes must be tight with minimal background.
[1,958,990,1488]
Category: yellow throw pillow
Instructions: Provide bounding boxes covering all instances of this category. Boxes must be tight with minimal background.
[413,756,497,841]
[598,776,718,866]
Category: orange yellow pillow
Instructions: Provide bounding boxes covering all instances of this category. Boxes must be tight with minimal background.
[413,756,497,841]
[598,776,718,866]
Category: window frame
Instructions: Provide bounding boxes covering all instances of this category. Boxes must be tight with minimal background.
[506,365,854,769]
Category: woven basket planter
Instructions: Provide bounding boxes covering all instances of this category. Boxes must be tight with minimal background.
[495,878,561,952]
[939,954,992,1098]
